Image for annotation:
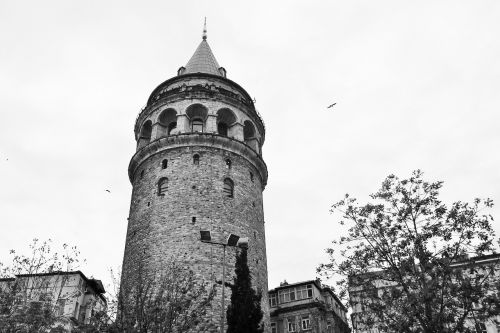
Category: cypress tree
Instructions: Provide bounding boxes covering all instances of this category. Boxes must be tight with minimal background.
[226,248,263,333]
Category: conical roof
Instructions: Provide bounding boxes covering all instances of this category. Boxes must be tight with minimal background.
[184,35,223,76]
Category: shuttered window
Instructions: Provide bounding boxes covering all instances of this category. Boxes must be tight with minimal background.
[223,178,234,198]
[158,177,168,196]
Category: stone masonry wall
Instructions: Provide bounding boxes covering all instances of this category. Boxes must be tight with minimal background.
[121,142,270,332]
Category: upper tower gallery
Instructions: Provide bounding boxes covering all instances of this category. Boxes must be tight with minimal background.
[130,29,267,187]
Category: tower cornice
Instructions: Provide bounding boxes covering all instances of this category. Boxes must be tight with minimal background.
[128,132,268,187]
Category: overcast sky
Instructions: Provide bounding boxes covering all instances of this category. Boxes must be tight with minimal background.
[1,0,499,291]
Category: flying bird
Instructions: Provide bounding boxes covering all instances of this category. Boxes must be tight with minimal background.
[105,189,111,193]
[327,103,336,109]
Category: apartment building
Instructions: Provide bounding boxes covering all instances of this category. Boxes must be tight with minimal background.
[0,270,106,330]
[269,279,350,333]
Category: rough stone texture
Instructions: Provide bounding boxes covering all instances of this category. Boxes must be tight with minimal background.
[121,72,270,332]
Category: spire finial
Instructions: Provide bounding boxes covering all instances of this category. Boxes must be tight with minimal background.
[202,17,207,40]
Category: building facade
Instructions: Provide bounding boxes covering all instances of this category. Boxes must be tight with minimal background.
[120,27,269,331]
[0,271,106,330]
[349,254,500,333]
[269,280,350,333]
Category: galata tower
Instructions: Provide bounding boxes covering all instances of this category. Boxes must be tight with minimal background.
[120,25,269,331]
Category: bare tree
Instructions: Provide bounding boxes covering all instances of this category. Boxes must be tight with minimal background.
[114,260,216,333]
[0,239,86,332]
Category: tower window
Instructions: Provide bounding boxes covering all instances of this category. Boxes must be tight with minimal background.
[218,123,228,136]
[193,154,200,165]
[140,170,144,179]
[225,159,231,169]
[161,159,168,169]
[223,178,234,198]
[167,122,177,135]
[191,118,203,132]
[158,177,168,196]
[140,120,153,141]
[250,172,254,182]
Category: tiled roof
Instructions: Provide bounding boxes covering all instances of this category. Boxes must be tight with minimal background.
[184,39,222,76]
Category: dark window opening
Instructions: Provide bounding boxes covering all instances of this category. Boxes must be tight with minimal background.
[167,122,177,135]
[250,172,254,182]
[218,123,228,136]
[192,217,196,223]
[147,202,150,207]
[252,202,256,207]
[158,177,168,196]
[161,159,168,169]
[140,120,153,141]
[223,178,234,198]
[193,154,200,165]
[140,170,144,179]
[225,159,231,169]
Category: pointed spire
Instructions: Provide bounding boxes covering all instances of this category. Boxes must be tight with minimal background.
[202,17,207,40]
[182,19,225,77]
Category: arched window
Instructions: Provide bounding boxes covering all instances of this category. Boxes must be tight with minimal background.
[186,104,208,133]
[158,177,168,196]
[140,120,153,142]
[243,120,256,141]
[217,108,236,137]
[193,154,200,165]
[192,118,203,132]
[158,109,177,137]
[161,159,168,169]
[218,123,228,136]
[223,178,234,198]
[225,159,231,169]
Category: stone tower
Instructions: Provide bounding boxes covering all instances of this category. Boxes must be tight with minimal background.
[120,26,269,331]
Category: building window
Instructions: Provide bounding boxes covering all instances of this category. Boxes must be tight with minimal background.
[270,322,277,333]
[278,288,296,303]
[475,323,487,333]
[250,172,254,182]
[56,299,66,316]
[278,284,313,304]
[161,159,168,169]
[225,159,231,169]
[287,319,297,332]
[268,293,277,307]
[326,322,333,333]
[191,118,203,132]
[301,316,311,330]
[79,305,86,322]
[223,178,234,197]
[73,301,79,319]
[295,284,313,300]
[158,177,168,196]
[193,154,200,165]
